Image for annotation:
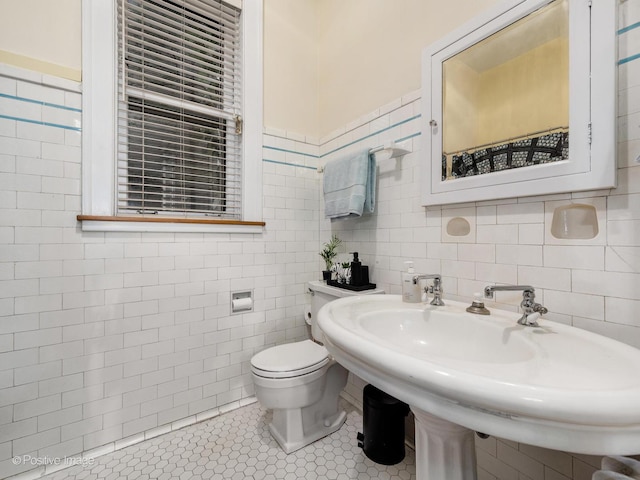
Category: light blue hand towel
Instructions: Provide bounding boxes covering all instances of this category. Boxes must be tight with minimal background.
[323,149,376,220]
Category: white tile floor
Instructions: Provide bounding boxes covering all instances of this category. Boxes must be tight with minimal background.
[40,400,416,480]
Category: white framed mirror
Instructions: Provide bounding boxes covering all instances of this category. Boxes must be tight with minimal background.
[421,0,616,206]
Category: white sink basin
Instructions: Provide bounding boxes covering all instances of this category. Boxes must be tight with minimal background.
[318,295,640,457]
[358,308,535,364]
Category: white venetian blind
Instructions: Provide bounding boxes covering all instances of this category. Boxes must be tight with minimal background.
[116,0,243,218]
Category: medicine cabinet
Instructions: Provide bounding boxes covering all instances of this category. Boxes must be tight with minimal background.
[421,0,616,206]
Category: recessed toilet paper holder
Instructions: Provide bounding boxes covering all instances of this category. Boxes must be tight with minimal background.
[231,290,253,314]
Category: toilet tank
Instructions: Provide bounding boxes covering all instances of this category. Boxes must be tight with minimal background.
[307,280,384,343]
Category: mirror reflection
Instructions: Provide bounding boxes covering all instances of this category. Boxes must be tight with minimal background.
[442,0,569,181]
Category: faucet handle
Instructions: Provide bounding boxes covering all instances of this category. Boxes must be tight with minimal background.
[532,303,548,315]
[518,301,548,326]
[429,278,445,306]
[522,312,541,327]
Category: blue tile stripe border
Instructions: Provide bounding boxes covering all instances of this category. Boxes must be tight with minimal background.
[0,114,82,132]
[619,53,640,66]
[618,19,640,65]
[262,114,422,170]
[0,93,81,131]
[262,158,317,170]
[0,93,82,113]
[619,21,640,36]
[263,145,319,159]
[322,114,421,158]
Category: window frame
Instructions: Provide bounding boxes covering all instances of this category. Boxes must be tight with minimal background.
[80,0,264,233]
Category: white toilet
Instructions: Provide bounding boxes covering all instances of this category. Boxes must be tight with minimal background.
[251,280,384,453]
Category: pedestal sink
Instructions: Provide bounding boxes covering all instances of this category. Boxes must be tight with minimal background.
[317,295,640,480]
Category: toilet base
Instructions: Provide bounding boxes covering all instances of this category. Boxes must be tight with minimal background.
[252,353,350,454]
[269,408,347,454]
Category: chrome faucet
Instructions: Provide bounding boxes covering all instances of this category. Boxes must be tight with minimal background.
[413,274,445,306]
[483,285,548,327]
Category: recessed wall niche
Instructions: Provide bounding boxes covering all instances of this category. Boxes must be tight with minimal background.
[447,217,471,236]
[551,204,598,239]
[544,198,606,245]
[442,207,476,243]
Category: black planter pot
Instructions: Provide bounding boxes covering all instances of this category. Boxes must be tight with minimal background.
[322,270,332,282]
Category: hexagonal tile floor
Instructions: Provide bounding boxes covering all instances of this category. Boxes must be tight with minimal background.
[41,400,416,479]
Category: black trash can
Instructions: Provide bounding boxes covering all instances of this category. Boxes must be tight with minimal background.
[357,384,410,465]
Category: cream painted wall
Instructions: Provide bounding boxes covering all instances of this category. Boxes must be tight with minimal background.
[444,37,569,154]
[0,0,512,139]
[0,0,81,80]
[263,0,320,137]
[443,59,479,154]
[317,0,501,138]
[476,38,569,145]
[0,0,319,136]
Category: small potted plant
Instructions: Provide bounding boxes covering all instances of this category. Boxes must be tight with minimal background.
[319,234,341,282]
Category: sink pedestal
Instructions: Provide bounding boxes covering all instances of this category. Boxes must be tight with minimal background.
[412,408,477,480]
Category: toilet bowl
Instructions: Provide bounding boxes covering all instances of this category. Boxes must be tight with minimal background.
[251,280,384,453]
[251,339,348,453]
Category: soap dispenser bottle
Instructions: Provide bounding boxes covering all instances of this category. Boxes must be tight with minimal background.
[401,261,421,303]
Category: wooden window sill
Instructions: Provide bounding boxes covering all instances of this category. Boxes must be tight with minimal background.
[77,215,266,233]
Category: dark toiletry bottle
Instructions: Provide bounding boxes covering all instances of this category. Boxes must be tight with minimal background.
[360,265,369,285]
[350,252,363,286]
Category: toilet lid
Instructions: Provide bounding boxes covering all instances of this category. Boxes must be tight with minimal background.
[251,340,329,377]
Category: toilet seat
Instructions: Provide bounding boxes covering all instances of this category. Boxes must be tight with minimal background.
[251,340,330,379]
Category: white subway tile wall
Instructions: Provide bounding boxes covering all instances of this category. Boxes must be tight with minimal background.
[2,3,640,479]
[317,3,640,480]
[0,63,321,477]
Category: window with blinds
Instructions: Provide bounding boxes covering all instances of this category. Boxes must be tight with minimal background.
[117,0,242,218]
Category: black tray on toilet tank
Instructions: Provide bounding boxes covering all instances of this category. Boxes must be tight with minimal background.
[326,280,377,291]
